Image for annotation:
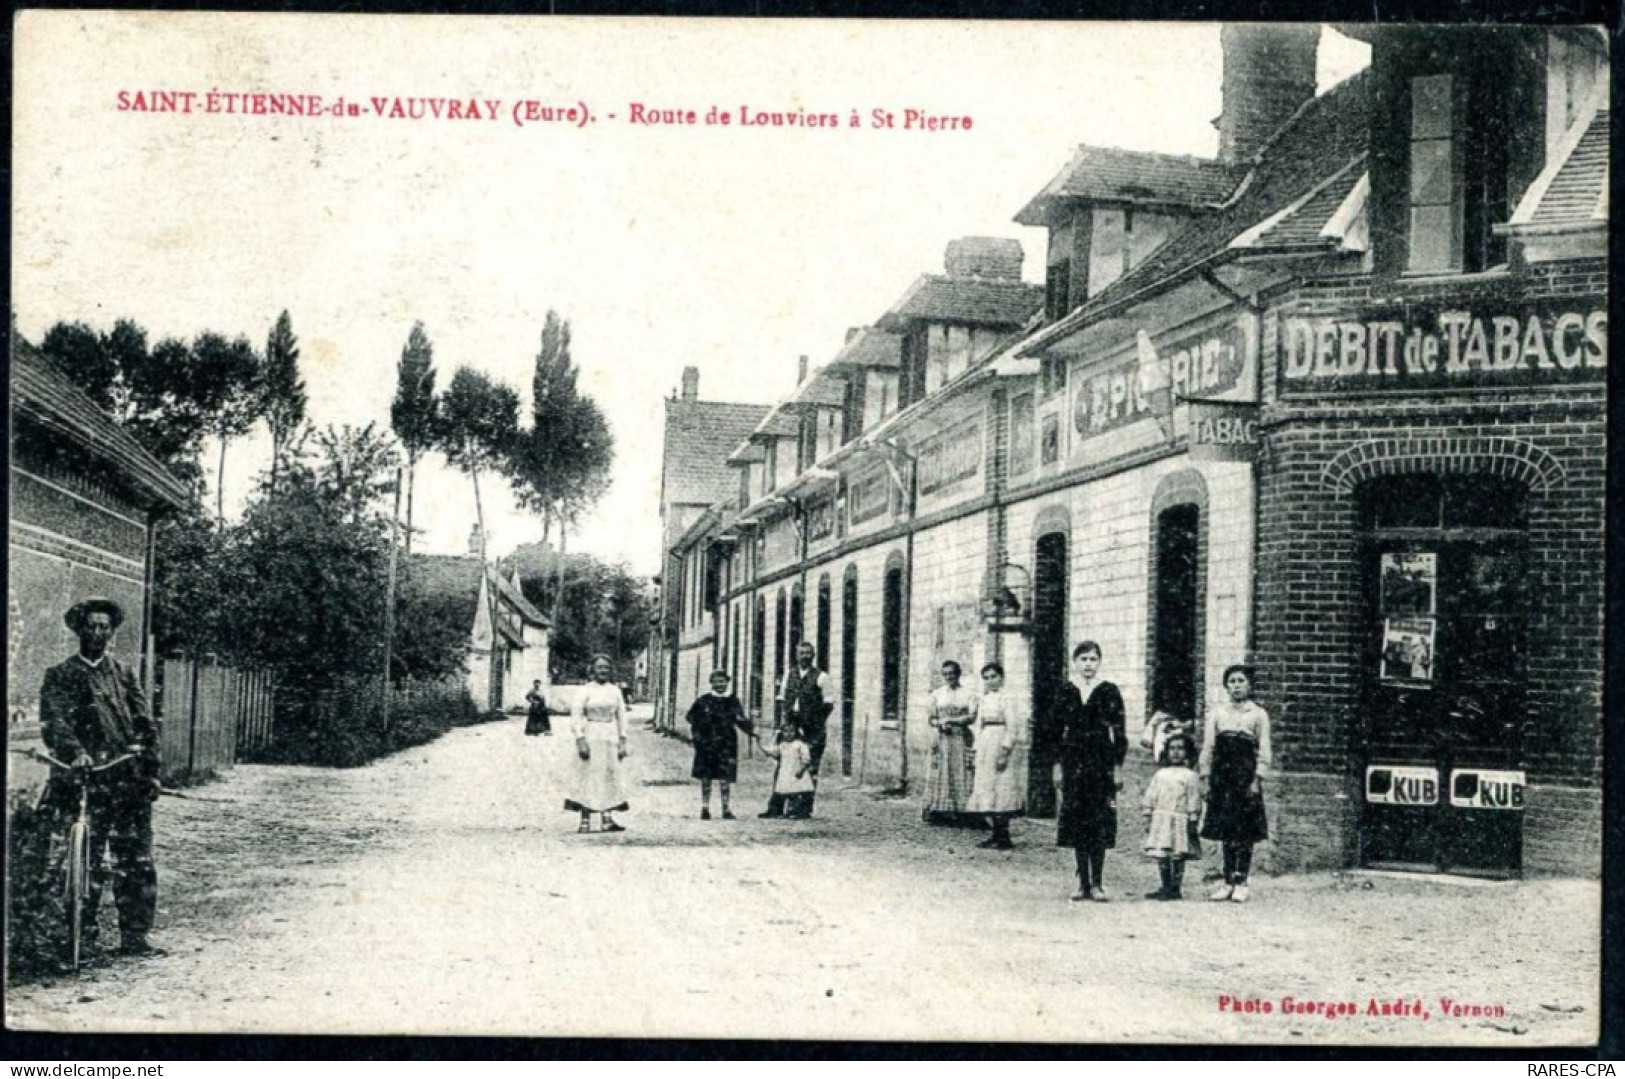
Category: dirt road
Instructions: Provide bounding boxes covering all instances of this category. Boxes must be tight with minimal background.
[7,712,1599,1045]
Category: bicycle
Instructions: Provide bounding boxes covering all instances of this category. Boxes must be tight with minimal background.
[11,746,141,973]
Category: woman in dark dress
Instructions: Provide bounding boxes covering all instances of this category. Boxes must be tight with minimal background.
[686,669,754,820]
[1054,641,1127,902]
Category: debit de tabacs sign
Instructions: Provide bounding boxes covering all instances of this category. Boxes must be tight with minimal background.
[1280,304,1606,393]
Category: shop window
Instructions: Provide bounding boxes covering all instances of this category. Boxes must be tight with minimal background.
[1359,473,1529,752]
[881,564,905,723]
[1150,504,1201,722]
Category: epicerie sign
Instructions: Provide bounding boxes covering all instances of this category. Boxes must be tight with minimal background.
[1365,764,1439,806]
[1072,317,1252,439]
[1449,769,1526,811]
[1281,305,1606,392]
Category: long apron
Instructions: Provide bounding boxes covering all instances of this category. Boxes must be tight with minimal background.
[1200,731,1268,844]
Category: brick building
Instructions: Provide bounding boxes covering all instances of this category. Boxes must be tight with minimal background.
[657,24,1605,877]
[9,340,191,801]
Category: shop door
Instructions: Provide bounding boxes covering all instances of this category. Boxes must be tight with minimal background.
[1357,474,1528,877]
[840,570,858,777]
[1027,531,1068,818]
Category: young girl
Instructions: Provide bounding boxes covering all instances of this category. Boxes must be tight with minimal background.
[1200,664,1272,903]
[1141,731,1202,900]
[757,723,814,820]
[685,669,753,820]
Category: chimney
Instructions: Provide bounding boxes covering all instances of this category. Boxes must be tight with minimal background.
[1217,24,1320,166]
[944,236,1023,280]
[680,366,699,402]
[797,355,809,384]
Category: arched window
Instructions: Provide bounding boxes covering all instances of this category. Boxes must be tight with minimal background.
[881,555,906,724]
[815,575,832,676]
[750,595,767,713]
[774,588,788,707]
[840,565,859,775]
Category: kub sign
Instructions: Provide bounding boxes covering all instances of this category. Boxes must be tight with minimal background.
[1365,764,1439,806]
[1450,769,1526,811]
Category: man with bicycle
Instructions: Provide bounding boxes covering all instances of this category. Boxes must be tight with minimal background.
[36,596,165,961]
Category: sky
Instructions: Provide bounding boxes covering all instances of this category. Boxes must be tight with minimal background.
[13,14,1368,576]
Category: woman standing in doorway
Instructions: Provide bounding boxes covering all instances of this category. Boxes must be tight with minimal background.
[565,655,630,833]
[1054,641,1127,901]
[922,660,979,825]
[1200,664,1272,902]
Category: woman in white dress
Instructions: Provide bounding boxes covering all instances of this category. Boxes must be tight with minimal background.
[565,655,630,833]
[966,662,1027,849]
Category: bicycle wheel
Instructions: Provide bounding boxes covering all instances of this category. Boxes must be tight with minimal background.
[64,819,89,973]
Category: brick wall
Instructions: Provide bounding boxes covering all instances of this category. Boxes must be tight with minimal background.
[1254,262,1606,875]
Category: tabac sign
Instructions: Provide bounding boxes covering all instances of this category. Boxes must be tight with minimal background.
[1071,314,1256,441]
[1281,305,1606,393]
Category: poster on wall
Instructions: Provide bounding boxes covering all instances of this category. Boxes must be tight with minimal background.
[1380,617,1436,686]
[1380,552,1437,616]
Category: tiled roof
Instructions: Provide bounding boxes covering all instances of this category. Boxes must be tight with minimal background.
[1235,155,1367,249]
[1028,71,1372,346]
[788,369,847,408]
[747,406,800,439]
[11,339,192,511]
[877,275,1044,330]
[1529,103,1608,228]
[662,398,769,507]
[1014,146,1245,225]
[406,554,551,628]
[826,327,902,371]
[496,573,550,627]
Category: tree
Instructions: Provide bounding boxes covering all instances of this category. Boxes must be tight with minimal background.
[516,553,651,684]
[389,322,439,555]
[36,319,212,485]
[506,311,615,625]
[436,367,520,702]
[260,311,308,495]
[227,423,399,692]
[191,331,264,521]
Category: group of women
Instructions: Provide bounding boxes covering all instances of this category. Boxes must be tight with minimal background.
[556,646,1274,903]
[925,642,1273,902]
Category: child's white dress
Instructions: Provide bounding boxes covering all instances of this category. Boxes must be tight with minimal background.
[1141,764,1202,860]
[772,740,814,795]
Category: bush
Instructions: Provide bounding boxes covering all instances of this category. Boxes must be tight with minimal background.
[256,678,483,767]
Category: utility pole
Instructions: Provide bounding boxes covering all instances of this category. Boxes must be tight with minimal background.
[382,466,403,736]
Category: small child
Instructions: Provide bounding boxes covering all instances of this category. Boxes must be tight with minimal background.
[1142,731,1202,900]
[757,723,815,820]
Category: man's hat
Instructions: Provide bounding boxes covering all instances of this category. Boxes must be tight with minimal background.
[64,596,126,632]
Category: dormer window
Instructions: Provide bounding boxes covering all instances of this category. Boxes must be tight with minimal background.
[1045,259,1072,322]
[1407,74,1461,273]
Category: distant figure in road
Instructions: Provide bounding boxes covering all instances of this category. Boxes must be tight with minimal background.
[757,722,814,820]
[1200,665,1272,903]
[1054,641,1127,903]
[922,660,978,826]
[565,655,629,833]
[1141,731,1202,901]
[686,669,754,820]
[966,662,1026,850]
[29,596,165,963]
[778,642,832,815]
[524,680,551,736]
